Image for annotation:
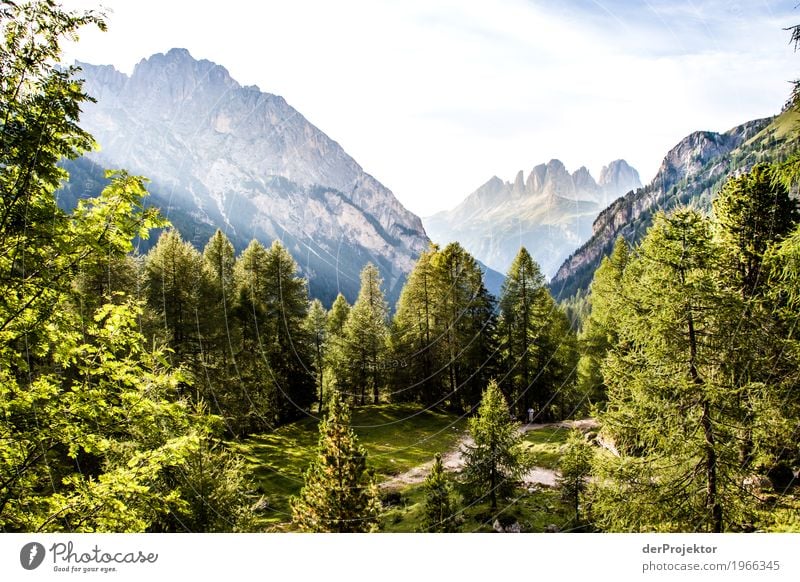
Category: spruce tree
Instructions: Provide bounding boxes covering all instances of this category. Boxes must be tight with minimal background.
[423,453,459,532]
[290,391,381,532]
[461,380,530,509]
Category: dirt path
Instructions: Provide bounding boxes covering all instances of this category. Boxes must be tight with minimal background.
[380,418,597,490]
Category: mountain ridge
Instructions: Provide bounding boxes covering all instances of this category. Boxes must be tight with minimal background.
[423,158,641,278]
[549,113,792,299]
[70,48,430,305]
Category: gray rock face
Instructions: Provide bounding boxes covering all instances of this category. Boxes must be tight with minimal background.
[73,48,428,304]
[423,159,639,278]
[550,118,772,299]
[598,159,642,206]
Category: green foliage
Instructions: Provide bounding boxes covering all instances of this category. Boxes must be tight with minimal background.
[557,429,592,525]
[162,436,259,533]
[232,239,315,427]
[422,453,459,532]
[392,243,497,410]
[576,237,629,407]
[290,391,381,532]
[713,162,799,297]
[461,380,531,509]
[304,299,328,411]
[498,248,578,420]
[590,209,794,532]
[232,403,466,526]
[339,263,389,405]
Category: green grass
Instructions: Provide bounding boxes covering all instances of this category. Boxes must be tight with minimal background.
[380,482,576,533]
[229,403,466,528]
[521,426,571,470]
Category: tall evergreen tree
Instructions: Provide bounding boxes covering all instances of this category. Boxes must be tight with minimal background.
[592,210,774,532]
[461,380,530,510]
[422,453,459,532]
[557,429,593,526]
[391,245,440,404]
[143,229,205,365]
[196,230,242,433]
[498,247,577,420]
[325,292,351,394]
[290,391,381,532]
[576,237,629,406]
[234,239,315,428]
[304,298,328,412]
[391,243,497,410]
[434,243,497,410]
[340,264,389,405]
[713,163,799,298]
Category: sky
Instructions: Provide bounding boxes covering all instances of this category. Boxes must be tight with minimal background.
[61,0,800,217]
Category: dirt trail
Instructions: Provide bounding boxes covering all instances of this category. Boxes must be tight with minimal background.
[380,419,597,490]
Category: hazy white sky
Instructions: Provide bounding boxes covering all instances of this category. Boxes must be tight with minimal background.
[61,0,799,216]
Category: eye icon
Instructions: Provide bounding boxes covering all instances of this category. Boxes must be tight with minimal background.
[20,542,46,570]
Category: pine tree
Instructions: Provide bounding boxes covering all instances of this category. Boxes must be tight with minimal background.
[557,429,592,526]
[143,229,205,365]
[422,453,459,532]
[327,293,351,337]
[395,243,496,411]
[290,391,381,532]
[461,380,530,509]
[340,264,389,405]
[437,243,498,412]
[713,163,799,298]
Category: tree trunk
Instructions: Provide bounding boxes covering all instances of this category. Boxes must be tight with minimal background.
[687,298,722,532]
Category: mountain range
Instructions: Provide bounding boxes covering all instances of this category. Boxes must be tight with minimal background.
[550,109,800,299]
[62,48,431,305]
[424,159,641,277]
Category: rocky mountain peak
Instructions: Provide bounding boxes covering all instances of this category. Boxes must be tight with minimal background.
[598,159,642,205]
[425,158,640,277]
[72,49,428,305]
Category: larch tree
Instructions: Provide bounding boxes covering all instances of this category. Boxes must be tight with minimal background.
[304,298,328,412]
[591,210,773,532]
[391,245,441,404]
[431,243,497,411]
[461,380,530,510]
[498,247,577,420]
[557,429,593,526]
[325,292,351,394]
[340,263,389,405]
[290,391,381,532]
[422,453,459,532]
[576,237,630,407]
